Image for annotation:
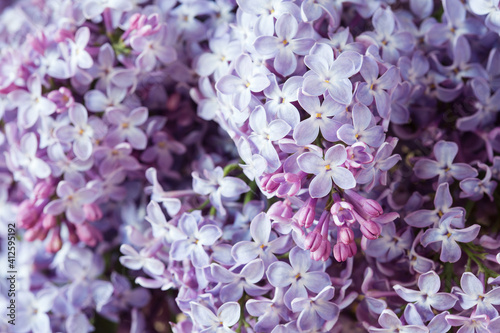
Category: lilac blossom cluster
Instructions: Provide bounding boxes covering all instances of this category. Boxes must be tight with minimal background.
[1,0,500,332]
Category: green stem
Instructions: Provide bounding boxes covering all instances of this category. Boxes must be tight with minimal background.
[243,181,257,205]
[189,198,210,212]
[223,163,241,176]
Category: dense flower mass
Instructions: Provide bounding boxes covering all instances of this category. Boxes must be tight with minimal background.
[1,0,500,332]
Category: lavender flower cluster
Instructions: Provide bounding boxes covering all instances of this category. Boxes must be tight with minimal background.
[1,0,500,332]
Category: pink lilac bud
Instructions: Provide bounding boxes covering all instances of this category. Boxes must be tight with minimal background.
[360,220,381,240]
[311,240,331,261]
[24,221,44,241]
[46,226,62,253]
[42,214,57,229]
[75,222,102,247]
[83,203,103,222]
[34,181,55,199]
[333,242,357,262]
[294,197,318,228]
[265,174,281,193]
[305,231,322,252]
[362,199,383,217]
[338,226,355,245]
[344,189,383,218]
[17,199,39,229]
[65,221,79,244]
[268,199,294,219]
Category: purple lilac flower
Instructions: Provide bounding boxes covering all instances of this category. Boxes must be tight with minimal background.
[297,144,356,198]
[455,272,500,319]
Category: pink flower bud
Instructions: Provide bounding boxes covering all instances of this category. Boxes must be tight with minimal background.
[42,214,57,229]
[338,226,354,245]
[46,227,62,253]
[360,220,381,240]
[305,231,322,252]
[65,221,79,244]
[83,203,103,222]
[333,242,357,262]
[17,200,39,229]
[363,199,383,217]
[294,198,317,228]
[75,223,102,247]
[34,181,55,199]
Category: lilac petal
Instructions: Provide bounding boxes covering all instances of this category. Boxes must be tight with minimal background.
[216,75,244,94]
[418,271,440,294]
[373,8,395,37]
[284,282,308,310]
[302,271,331,293]
[429,293,457,311]
[394,285,422,302]
[218,302,240,327]
[67,205,86,223]
[434,183,452,210]
[440,238,461,263]
[170,240,192,261]
[232,241,260,264]
[210,264,237,283]
[293,118,319,145]
[191,245,210,268]
[331,167,356,189]
[452,225,480,243]
[275,49,297,76]
[290,247,312,272]
[241,259,265,283]
[74,138,92,160]
[297,307,318,332]
[249,74,271,92]
[310,172,333,198]
[84,90,108,112]
[250,213,271,245]
[268,119,291,141]
[198,225,222,246]
[378,309,401,328]
[298,92,320,115]
[179,213,198,236]
[276,13,298,39]
[267,261,294,287]
[421,229,443,246]
[327,79,353,105]
[302,74,328,96]
[405,210,436,228]
[254,36,279,56]
[316,303,339,322]
[325,144,347,165]
[297,152,324,174]
[450,164,478,180]
[414,159,440,179]
[220,177,250,197]
[434,141,458,166]
[190,303,218,327]
[461,272,484,297]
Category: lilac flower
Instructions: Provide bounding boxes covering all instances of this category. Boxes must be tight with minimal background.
[8,73,56,128]
[303,43,362,104]
[56,103,105,160]
[16,288,58,333]
[446,313,500,333]
[394,271,457,321]
[368,309,428,333]
[358,7,415,64]
[194,35,240,79]
[365,222,412,263]
[246,288,289,332]
[356,57,400,120]
[460,163,498,201]
[231,212,291,266]
[43,181,98,224]
[170,212,222,267]
[236,137,268,181]
[293,92,343,145]
[119,244,165,276]
[337,103,385,148]
[11,132,51,180]
[131,24,177,71]
[421,212,480,263]
[68,27,93,71]
[83,85,127,113]
[254,13,315,76]
[209,259,269,301]
[94,143,141,176]
[190,302,239,333]
[297,144,356,198]
[88,43,118,91]
[469,0,500,34]
[425,0,485,47]
[455,272,500,319]
[413,141,478,183]
[106,106,148,149]
[248,105,291,172]
[405,182,465,228]
[192,163,250,216]
[264,75,303,127]
[82,0,133,19]
[216,54,270,110]
[291,286,340,332]
[266,246,331,309]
